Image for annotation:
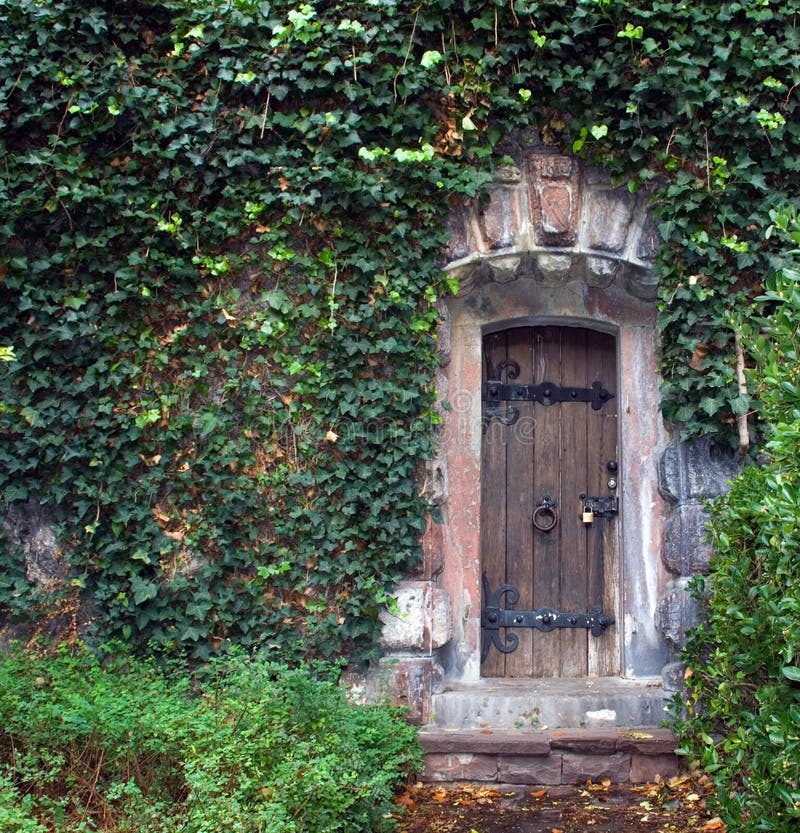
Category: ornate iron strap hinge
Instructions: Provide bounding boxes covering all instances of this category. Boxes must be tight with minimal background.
[482,360,614,426]
[481,574,614,659]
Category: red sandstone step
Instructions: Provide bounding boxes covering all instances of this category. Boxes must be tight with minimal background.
[418,727,680,785]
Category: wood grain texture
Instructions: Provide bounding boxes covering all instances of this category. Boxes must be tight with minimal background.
[481,326,619,678]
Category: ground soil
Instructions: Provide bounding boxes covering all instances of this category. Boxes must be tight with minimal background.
[394,774,725,833]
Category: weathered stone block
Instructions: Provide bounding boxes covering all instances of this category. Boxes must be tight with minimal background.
[625,264,660,300]
[488,254,523,283]
[419,730,551,756]
[2,500,63,589]
[549,729,620,754]
[528,155,581,247]
[495,164,523,184]
[585,188,635,254]
[479,185,521,250]
[662,502,714,575]
[380,582,453,651]
[616,729,678,756]
[661,661,687,693]
[585,255,618,287]
[430,587,453,649]
[659,437,741,504]
[374,656,443,725]
[380,584,427,649]
[635,215,661,265]
[561,752,631,784]
[536,253,575,285]
[444,201,474,262]
[498,753,563,785]
[421,753,498,782]
[630,753,680,783]
[655,579,702,650]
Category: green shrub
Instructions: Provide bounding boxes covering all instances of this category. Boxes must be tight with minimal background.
[0,644,421,832]
[0,773,47,833]
[674,208,800,832]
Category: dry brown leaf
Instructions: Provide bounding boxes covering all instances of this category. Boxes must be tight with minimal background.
[701,818,726,832]
[394,792,417,813]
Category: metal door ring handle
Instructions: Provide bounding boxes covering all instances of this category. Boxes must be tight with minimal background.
[533,503,559,533]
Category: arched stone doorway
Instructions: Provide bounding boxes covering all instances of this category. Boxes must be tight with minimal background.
[368,148,718,729]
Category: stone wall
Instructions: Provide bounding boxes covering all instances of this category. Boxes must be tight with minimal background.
[1,140,740,729]
[656,437,741,690]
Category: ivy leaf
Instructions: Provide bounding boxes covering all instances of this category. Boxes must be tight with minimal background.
[781,666,800,682]
[420,50,443,69]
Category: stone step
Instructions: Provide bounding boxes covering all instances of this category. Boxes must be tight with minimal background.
[418,726,681,786]
[429,678,670,730]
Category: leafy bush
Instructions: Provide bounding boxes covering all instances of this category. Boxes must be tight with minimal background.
[674,209,800,832]
[0,644,421,833]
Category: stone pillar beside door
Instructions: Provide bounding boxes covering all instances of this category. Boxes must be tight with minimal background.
[347,515,453,726]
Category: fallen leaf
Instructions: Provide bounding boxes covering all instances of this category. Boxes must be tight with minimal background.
[394,792,417,813]
[432,787,448,803]
[701,818,726,832]
[530,789,548,799]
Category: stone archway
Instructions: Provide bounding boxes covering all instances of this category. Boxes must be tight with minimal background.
[434,149,670,685]
[365,146,734,731]
[370,148,672,727]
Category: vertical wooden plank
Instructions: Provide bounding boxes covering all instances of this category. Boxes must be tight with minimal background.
[531,327,561,677]
[480,331,509,677]
[504,328,535,677]
[558,327,589,676]
[586,330,621,676]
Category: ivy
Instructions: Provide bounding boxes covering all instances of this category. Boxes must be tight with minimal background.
[673,210,800,832]
[2,0,800,662]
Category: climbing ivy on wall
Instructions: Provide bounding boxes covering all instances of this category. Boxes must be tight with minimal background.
[1,0,799,660]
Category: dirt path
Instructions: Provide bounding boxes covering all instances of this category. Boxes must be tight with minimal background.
[395,775,725,833]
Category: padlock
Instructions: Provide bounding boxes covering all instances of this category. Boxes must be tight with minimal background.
[582,505,594,524]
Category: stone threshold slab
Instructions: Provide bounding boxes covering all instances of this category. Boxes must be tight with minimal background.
[428,678,670,729]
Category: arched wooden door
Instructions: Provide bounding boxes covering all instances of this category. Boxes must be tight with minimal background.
[480,325,620,678]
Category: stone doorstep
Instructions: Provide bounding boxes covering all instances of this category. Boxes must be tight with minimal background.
[418,727,681,786]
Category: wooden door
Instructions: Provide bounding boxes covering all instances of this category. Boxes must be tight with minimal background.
[480,326,620,678]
